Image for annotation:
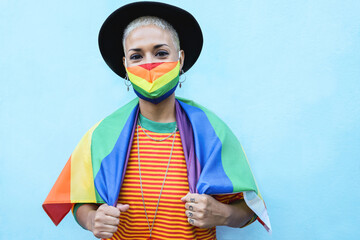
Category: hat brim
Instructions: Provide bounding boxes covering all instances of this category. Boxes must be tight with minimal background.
[98,1,203,78]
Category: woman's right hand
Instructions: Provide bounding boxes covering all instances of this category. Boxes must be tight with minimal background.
[87,203,130,239]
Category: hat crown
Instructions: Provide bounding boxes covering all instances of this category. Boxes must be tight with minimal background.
[98,1,203,78]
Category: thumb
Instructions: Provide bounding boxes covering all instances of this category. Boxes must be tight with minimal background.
[116,203,130,212]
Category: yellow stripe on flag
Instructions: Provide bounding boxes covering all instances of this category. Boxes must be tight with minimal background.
[127,61,180,93]
[70,121,101,202]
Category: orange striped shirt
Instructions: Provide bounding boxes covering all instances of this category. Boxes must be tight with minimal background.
[105,122,246,240]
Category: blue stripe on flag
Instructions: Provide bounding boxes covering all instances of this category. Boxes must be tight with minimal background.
[177,100,233,194]
[94,105,138,206]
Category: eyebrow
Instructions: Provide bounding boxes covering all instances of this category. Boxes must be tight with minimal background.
[128,44,170,52]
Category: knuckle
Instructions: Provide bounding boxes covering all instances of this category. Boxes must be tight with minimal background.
[103,233,113,239]
[93,222,101,229]
[196,204,202,211]
[99,203,108,209]
[97,208,105,214]
[94,214,101,222]
[93,230,100,238]
[198,221,206,228]
[114,211,121,218]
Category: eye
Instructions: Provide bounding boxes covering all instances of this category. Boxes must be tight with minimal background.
[156,51,169,57]
[129,54,142,60]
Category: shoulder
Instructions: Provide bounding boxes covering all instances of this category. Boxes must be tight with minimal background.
[74,98,139,152]
[176,96,230,131]
[90,98,139,134]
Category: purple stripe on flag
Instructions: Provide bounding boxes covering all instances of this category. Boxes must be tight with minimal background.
[175,100,201,193]
[176,99,233,194]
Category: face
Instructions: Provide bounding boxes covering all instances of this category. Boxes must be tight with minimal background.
[123,25,184,70]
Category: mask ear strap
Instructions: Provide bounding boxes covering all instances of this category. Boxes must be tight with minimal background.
[124,57,128,68]
[178,51,181,60]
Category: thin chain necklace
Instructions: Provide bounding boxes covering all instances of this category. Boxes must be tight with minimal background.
[138,119,177,141]
[137,119,177,239]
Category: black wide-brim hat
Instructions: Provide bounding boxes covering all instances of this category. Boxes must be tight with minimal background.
[98,1,203,78]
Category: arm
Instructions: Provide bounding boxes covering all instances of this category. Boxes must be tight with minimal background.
[223,198,256,228]
[75,203,99,231]
[181,193,255,229]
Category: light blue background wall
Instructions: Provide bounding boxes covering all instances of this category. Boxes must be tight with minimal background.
[1,0,359,239]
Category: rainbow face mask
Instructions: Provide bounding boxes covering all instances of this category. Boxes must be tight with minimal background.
[125,53,181,104]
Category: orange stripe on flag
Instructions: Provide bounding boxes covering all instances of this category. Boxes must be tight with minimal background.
[126,61,178,83]
[42,156,72,226]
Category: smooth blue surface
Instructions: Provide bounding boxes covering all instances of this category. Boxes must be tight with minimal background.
[1,0,359,239]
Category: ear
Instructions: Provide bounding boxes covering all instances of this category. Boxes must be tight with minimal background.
[179,50,185,72]
[122,56,126,68]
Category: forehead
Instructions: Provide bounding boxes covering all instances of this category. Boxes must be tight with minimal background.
[124,25,175,49]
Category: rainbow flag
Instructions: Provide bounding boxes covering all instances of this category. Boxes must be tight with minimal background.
[42,97,272,232]
[126,61,180,103]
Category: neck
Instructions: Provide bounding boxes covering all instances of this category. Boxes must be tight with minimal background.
[139,94,176,123]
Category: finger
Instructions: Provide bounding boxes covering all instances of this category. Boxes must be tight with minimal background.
[97,224,118,234]
[185,210,194,218]
[102,215,120,226]
[101,205,121,218]
[185,210,205,220]
[184,202,197,212]
[188,217,202,228]
[98,203,109,210]
[181,192,199,203]
[94,231,113,239]
[116,203,130,212]
[187,218,207,228]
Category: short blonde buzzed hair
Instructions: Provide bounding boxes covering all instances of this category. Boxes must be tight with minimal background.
[122,16,180,53]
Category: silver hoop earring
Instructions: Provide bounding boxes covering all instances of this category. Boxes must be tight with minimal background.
[124,73,131,91]
[179,70,186,88]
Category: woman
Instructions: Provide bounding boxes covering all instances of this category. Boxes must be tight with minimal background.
[43,2,271,239]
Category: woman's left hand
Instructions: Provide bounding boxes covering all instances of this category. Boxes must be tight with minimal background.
[181,192,229,228]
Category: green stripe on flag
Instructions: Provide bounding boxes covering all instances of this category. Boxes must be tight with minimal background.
[175,97,259,194]
[132,75,179,99]
[90,98,139,202]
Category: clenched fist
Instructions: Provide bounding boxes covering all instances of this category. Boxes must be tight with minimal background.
[87,203,130,239]
[181,192,227,229]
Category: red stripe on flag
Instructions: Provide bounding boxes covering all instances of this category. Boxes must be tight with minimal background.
[139,62,163,70]
[42,156,72,225]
